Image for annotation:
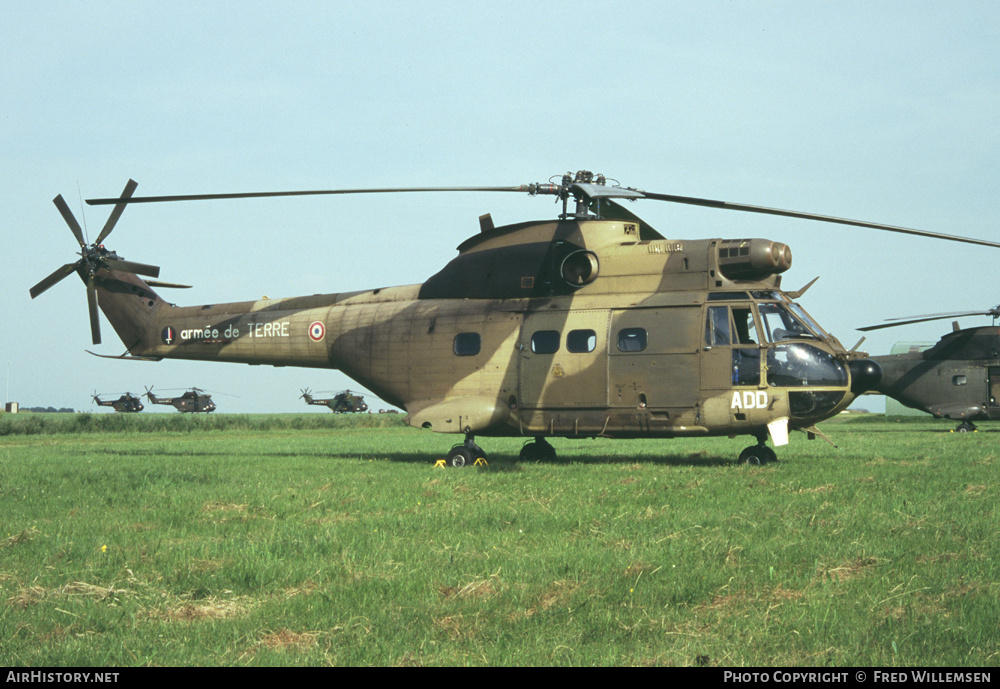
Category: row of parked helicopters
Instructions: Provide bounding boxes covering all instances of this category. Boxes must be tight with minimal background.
[32,170,1000,465]
[92,388,372,414]
[92,388,217,413]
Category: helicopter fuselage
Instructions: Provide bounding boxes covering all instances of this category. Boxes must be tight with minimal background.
[872,326,1000,425]
[145,389,217,413]
[93,394,144,413]
[91,217,878,446]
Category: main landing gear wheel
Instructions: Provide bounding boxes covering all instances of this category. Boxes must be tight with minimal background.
[956,421,977,433]
[738,444,777,466]
[519,437,556,461]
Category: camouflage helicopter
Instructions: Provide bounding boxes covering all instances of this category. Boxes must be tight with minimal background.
[858,306,1000,432]
[30,172,1000,466]
[301,388,370,413]
[144,386,218,413]
[92,391,144,413]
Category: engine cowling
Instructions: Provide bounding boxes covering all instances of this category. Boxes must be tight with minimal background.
[717,239,792,280]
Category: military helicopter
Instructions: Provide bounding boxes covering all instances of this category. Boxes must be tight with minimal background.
[92,391,144,413]
[30,171,1000,466]
[858,306,1000,432]
[301,388,370,413]
[144,386,218,413]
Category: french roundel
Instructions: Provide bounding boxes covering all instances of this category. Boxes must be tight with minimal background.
[309,321,325,342]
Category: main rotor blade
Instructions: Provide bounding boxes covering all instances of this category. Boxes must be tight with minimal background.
[87,275,101,345]
[640,191,1000,249]
[84,176,1000,250]
[885,308,998,322]
[95,178,138,245]
[53,194,87,248]
[29,262,80,299]
[858,315,963,332]
[86,185,533,205]
[103,258,161,278]
[858,308,1000,331]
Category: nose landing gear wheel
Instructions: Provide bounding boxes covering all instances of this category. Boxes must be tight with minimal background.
[446,445,474,467]
[445,434,487,468]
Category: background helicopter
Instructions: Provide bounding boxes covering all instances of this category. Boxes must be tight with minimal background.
[300,388,369,413]
[144,387,218,413]
[92,391,144,413]
[29,172,1000,466]
[858,306,1000,432]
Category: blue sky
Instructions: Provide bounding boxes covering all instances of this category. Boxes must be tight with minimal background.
[3,1,998,413]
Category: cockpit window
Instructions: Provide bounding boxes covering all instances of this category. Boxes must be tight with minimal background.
[706,306,731,346]
[788,303,830,339]
[767,344,847,387]
[732,307,758,345]
[757,303,816,342]
[706,305,759,346]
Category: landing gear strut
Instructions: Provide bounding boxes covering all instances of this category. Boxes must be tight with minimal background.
[738,432,777,465]
[445,433,486,468]
[519,437,556,461]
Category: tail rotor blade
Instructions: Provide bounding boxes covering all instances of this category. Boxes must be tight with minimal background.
[87,275,101,345]
[95,179,138,245]
[53,195,87,248]
[29,262,80,299]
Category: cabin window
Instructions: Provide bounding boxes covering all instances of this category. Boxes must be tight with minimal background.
[953,375,967,386]
[617,327,647,352]
[531,330,560,354]
[453,332,481,357]
[567,329,597,353]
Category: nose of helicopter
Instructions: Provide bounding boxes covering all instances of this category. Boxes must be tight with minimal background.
[848,359,882,394]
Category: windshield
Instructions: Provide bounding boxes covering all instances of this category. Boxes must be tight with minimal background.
[767,343,847,387]
[757,302,816,342]
[788,303,830,339]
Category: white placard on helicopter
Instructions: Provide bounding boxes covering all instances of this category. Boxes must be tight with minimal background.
[732,390,769,410]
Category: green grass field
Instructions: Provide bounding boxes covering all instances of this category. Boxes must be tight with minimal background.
[1,413,997,666]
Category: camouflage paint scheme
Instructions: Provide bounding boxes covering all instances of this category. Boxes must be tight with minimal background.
[301,389,369,413]
[88,216,875,450]
[92,392,144,413]
[871,326,1000,430]
[144,388,217,413]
